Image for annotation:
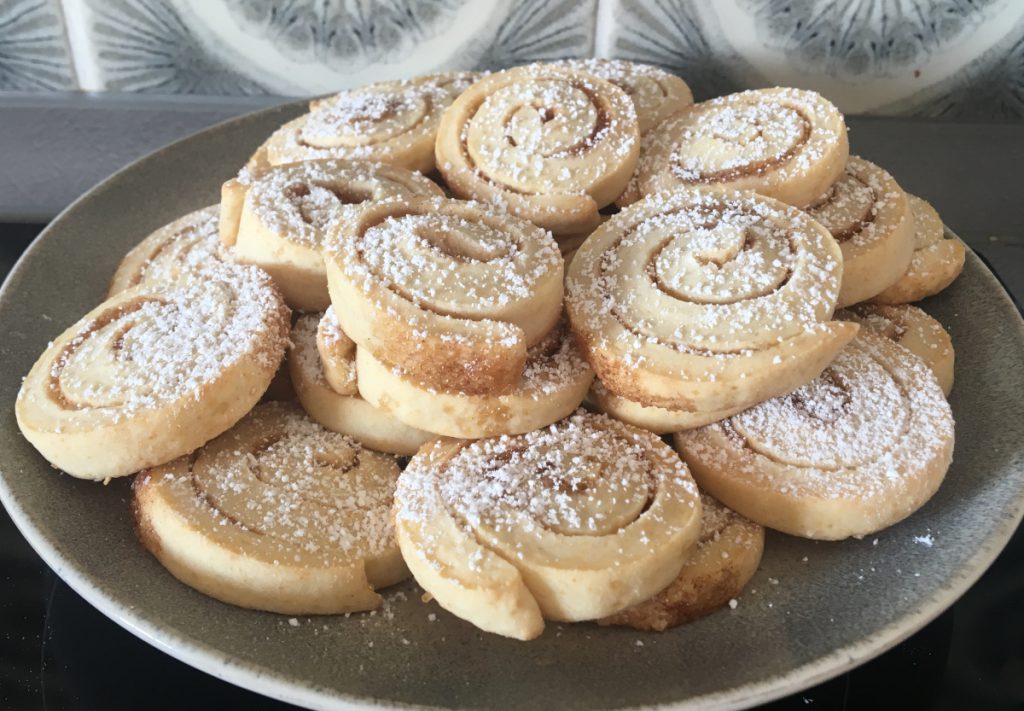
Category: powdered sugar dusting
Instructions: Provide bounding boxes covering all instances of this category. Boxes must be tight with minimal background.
[44,262,288,419]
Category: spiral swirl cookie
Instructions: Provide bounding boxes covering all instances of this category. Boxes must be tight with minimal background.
[872,195,966,304]
[587,381,745,435]
[839,303,955,396]
[289,312,433,456]
[394,411,702,640]
[262,72,479,173]
[133,403,408,614]
[107,206,225,296]
[324,198,564,395]
[16,264,290,480]
[551,58,693,134]
[601,495,764,631]
[635,88,848,209]
[223,159,444,311]
[674,330,955,540]
[805,156,914,307]
[221,143,274,244]
[435,64,640,234]
[356,319,594,439]
[566,189,858,413]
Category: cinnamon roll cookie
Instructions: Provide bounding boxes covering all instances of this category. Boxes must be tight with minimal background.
[872,195,966,304]
[394,411,702,640]
[550,59,693,135]
[601,495,764,631]
[355,319,594,439]
[107,206,225,296]
[16,263,290,480]
[634,88,848,209]
[289,311,433,456]
[221,159,443,311]
[587,381,745,435]
[674,330,955,540]
[805,157,914,307]
[133,402,407,614]
[566,189,858,414]
[436,64,640,234]
[839,303,955,396]
[324,198,564,395]
[263,72,479,173]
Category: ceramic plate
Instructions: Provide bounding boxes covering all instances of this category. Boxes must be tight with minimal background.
[1,104,1023,711]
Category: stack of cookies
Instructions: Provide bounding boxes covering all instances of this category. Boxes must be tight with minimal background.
[15,59,962,640]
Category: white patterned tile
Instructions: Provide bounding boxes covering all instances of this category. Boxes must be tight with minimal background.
[597,0,1024,117]
[63,0,596,95]
[0,0,76,90]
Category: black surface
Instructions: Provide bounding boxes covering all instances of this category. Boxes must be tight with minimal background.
[2,116,1024,710]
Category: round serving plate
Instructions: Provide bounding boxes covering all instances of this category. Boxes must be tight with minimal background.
[1,103,1022,711]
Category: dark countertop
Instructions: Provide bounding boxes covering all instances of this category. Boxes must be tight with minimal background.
[1,114,1023,711]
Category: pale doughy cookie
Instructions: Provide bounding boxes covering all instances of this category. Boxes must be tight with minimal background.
[566,188,857,413]
[587,381,745,435]
[316,305,358,395]
[222,159,443,311]
[634,87,848,209]
[805,156,914,307]
[107,206,225,296]
[263,72,479,173]
[394,411,702,640]
[324,197,564,395]
[600,495,763,631]
[17,263,290,480]
[133,402,408,614]
[871,195,965,304]
[436,64,640,234]
[674,330,955,540]
[355,320,594,439]
[289,313,433,456]
[550,58,693,134]
[839,303,955,396]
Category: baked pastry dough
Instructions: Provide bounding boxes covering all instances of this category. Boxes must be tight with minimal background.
[872,195,966,304]
[600,494,763,631]
[221,144,273,244]
[222,159,443,311]
[324,197,564,395]
[587,381,745,434]
[263,72,479,173]
[566,189,858,412]
[16,263,290,480]
[133,402,407,614]
[806,156,914,307]
[394,411,702,640]
[316,305,358,395]
[634,88,848,209]
[289,313,433,455]
[839,303,954,396]
[356,319,593,438]
[551,58,693,134]
[107,206,224,296]
[436,64,640,234]
[674,330,955,540]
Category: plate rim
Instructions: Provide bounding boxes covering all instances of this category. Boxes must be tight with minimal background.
[1,105,1023,711]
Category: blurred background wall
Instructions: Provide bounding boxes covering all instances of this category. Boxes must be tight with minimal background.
[3,0,1023,118]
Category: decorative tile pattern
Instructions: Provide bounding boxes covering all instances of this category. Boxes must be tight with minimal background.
[597,0,1024,117]
[83,0,266,94]
[595,0,741,100]
[736,0,1006,79]
[0,0,75,90]
[64,0,596,95]
[877,10,1024,118]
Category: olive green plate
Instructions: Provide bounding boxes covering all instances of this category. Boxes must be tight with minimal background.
[1,104,1023,710]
